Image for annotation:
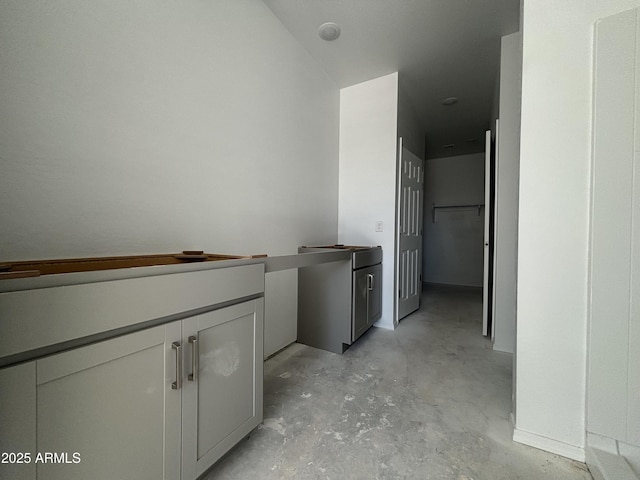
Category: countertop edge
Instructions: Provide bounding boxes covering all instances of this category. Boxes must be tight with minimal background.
[0,256,267,293]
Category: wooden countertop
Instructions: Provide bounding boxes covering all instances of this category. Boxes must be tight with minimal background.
[0,251,267,280]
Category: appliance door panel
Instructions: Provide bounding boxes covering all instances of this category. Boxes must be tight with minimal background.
[367,264,382,327]
[352,264,382,341]
[352,268,370,341]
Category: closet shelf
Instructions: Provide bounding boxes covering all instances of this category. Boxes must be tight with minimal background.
[431,203,485,222]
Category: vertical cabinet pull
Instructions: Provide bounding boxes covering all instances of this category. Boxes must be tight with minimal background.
[188,335,198,382]
[367,273,374,291]
[171,341,182,390]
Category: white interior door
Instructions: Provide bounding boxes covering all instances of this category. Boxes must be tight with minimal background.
[483,129,492,336]
[396,140,424,321]
[491,119,500,341]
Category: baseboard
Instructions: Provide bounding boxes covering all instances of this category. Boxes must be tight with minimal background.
[513,427,586,462]
[493,341,515,354]
[587,446,639,480]
[373,319,395,331]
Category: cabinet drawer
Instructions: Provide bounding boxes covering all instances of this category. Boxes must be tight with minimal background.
[0,263,264,364]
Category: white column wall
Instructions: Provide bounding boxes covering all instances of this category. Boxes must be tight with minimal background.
[515,0,640,461]
[0,0,340,358]
[493,32,522,355]
[338,73,399,329]
[587,9,640,477]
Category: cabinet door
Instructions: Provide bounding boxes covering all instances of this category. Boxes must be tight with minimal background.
[352,265,382,341]
[35,323,181,480]
[181,298,264,480]
[367,264,382,326]
[0,362,36,480]
[352,269,370,341]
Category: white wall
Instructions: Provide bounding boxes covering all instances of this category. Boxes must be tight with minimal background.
[339,73,399,329]
[493,32,522,355]
[587,8,640,475]
[515,0,640,461]
[0,0,340,358]
[422,153,485,287]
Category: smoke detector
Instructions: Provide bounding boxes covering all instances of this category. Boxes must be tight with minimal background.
[318,22,341,41]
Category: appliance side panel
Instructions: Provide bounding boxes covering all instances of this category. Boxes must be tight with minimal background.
[298,261,351,354]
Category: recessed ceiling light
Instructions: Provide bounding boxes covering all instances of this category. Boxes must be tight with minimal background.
[318,22,341,41]
[442,97,458,106]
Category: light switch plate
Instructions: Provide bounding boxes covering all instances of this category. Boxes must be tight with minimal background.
[375,221,383,232]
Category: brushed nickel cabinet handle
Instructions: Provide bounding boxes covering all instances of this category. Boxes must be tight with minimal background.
[171,341,182,390]
[367,273,374,291]
[188,336,198,382]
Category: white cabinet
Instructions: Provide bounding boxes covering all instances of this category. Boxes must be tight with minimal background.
[0,298,264,480]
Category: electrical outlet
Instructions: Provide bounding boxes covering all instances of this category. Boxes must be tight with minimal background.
[375,221,383,232]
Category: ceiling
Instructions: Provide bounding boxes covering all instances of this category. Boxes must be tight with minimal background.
[262,0,520,159]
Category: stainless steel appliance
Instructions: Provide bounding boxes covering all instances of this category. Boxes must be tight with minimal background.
[297,244,382,353]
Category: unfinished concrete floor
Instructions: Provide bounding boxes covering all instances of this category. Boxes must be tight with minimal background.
[204,285,592,480]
